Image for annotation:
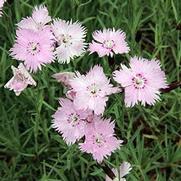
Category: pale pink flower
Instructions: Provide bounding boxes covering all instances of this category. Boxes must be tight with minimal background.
[0,0,6,17]
[52,98,92,145]
[105,162,132,181]
[80,116,122,163]
[70,65,118,115]
[113,57,167,107]
[89,28,129,57]
[4,63,36,96]
[17,5,51,31]
[51,19,86,63]
[10,28,54,72]
[52,72,75,88]
[32,5,51,26]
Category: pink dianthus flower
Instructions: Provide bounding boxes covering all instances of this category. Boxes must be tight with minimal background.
[113,57,167,107]
[17,5,51,31]
[70,65,118,115]
[4,63,36,96]
[80,116,122,163]
[52,98,92,145]
[89,28,129,57]
[10,28,54,72]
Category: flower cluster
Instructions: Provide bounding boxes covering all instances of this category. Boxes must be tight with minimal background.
[52,66,123,163]
[10,5,54,72]
[4,3,171,180]
[5,5,87,95]
[6,4,167,104]
[52,60,167,166]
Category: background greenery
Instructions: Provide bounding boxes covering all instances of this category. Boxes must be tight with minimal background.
[0,0,180,180]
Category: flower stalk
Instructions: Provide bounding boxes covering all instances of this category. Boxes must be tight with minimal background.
[100,163,116,180]
[160,81,181,93]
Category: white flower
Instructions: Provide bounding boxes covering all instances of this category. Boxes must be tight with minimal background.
[51,19,87,63]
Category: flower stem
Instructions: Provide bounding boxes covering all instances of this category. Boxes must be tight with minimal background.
[100,162,116,180]
[160,81,181,93]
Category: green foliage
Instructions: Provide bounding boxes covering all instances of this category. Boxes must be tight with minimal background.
[0,0,180,180]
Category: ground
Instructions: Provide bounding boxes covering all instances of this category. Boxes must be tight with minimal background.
[0,0,180,180]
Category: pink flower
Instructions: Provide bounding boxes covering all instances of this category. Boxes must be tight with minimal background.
[52,72,75,88]
[17,5,51,31]
[70,65,118,115]
[0,0,6,17]
[52,98,92,145]
[51,19,87,63]
[10,28,54,72]
[113,57,167,107]
[89,28,129,57]
[80,116,122,163]
[4,63,36,96]
[105,162,132,181]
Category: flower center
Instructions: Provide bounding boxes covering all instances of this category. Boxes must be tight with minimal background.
[15,72,26,82]
[93,133,105,147]
[103,40,114,49]
[132,73,147,89]
[58,34,72,46]
[37,22,45,30]
[87,83,100,96]
[68,113,79,127]
[27,42,40,55]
